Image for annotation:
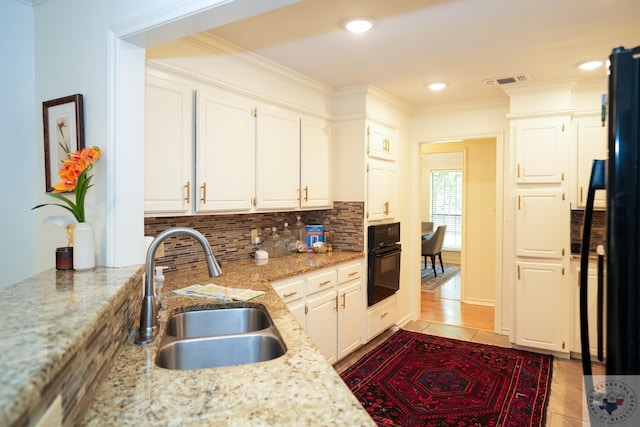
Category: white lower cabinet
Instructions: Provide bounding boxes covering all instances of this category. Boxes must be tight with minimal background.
[306,289,338,362]
[514,261,569,353]
[571,261,607,359]
[271,259,364,363]
[366,294,396,340]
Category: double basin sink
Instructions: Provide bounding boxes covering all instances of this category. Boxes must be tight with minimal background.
[155,304,287,370]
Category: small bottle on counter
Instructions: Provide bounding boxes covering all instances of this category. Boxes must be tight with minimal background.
[282,222,295,253]
[263,227,285,258]
[154,266,168,310]
[292,216,307,250]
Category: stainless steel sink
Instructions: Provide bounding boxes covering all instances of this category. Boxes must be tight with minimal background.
[165,307,272,338]
[155,332,286,370]
[155,304,287,370]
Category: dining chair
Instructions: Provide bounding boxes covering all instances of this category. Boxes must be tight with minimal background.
[421,225,447,276]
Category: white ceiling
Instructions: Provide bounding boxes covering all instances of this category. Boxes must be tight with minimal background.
[205,0,640,110]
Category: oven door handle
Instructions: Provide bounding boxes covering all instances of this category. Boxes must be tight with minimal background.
[373,248,402,258]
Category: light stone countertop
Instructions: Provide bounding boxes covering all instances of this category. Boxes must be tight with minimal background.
[80,251,375,426]
[0,264,144,427]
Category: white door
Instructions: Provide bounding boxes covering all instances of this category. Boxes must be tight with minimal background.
[572,264,607,358]
[513,118,566,184]
[300,116,332,208]
[515,261,568,353]
[338,281,363,360]
[368,159,397,221]
[144,76,193,215]
[515,189,565,258]
[576,118,608,209]
[255,105,300,210]
[195,88,256,212]
[306,290,338,363]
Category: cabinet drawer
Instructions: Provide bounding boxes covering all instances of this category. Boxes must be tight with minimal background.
[272,277,305,304]
[367,295,396,340]
[306,268,337,296]
[338,261,362,284]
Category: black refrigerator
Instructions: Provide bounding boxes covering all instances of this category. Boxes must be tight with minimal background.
[580,45,640,423]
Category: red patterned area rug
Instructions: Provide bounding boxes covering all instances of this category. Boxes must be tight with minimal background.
[340,330,553,427]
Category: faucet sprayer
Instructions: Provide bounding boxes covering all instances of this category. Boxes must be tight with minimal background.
[134,227,222,345]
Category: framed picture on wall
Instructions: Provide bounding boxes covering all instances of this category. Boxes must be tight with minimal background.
[42,94,85,192]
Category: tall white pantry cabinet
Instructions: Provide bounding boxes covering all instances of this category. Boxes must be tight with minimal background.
[512,114,571,354]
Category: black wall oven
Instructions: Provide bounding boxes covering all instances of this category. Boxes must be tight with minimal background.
[367,222,401,306]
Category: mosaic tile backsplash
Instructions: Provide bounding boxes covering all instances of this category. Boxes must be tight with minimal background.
[570,209,606,255]
[144,201,364,272]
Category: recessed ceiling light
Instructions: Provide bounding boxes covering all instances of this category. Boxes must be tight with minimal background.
[427,82,447,91]
[579,60,603,71]
[344,17,375,33]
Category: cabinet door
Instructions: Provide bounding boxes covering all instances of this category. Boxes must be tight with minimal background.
[306,290,338,363]
[515,189,565,258]
[367,123,397,161]
[338,281,363,360]
[576,118,608,209]
[515,261,568,353]
[288,300,306,330]
[300,116,332,208]
[256,105,300,210]
[144,76,193,215]
[572,264,607,358]
[514,118,566,184]
[367,159,397,221]
[195,88,256,212]
[366,294,396,341]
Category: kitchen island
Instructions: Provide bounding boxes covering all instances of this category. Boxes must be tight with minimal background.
[0,250,374,426]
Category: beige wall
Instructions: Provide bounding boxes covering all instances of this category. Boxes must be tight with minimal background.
[421,138,496,306]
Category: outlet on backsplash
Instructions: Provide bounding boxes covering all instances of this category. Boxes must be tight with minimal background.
[251,229,258,244]
[155,242,165,258]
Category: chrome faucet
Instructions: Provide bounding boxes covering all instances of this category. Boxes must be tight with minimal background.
[135,227,222,345]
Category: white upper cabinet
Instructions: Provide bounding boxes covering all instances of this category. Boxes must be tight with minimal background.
[367,122,397,161]
[513,117,567,184]
[195,88,256,213]
[575,116,608,209]
[300,116,332,208]
[144,68,333,215]
[255,104,301,211]
[144,75,193,215]
[367,159,397,221]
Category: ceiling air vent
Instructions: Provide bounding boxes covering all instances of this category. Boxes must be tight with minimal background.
[485,74,531,86]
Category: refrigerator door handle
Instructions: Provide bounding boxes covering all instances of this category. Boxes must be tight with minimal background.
[579,159,606,376]
[597,246,605,362]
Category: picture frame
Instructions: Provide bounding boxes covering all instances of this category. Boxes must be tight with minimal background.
[42,94,85,192]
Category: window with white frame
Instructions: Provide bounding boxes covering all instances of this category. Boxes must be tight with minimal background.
[430,169,462,249]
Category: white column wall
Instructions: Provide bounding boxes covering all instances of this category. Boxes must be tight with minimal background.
[0,0,300,284]
[0,1,36,288]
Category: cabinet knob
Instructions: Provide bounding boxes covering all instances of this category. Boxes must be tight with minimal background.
[184,181,190,204]
[283,291,298,298]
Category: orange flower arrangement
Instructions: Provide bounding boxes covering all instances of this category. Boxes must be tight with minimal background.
[33,146,102,223]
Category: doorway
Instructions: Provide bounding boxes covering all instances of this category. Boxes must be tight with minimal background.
[419,138,497,331]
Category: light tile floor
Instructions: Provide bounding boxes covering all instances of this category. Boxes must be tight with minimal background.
[335,320,605,426]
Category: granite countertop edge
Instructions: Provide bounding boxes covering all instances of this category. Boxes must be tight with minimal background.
[80,251,374,426]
